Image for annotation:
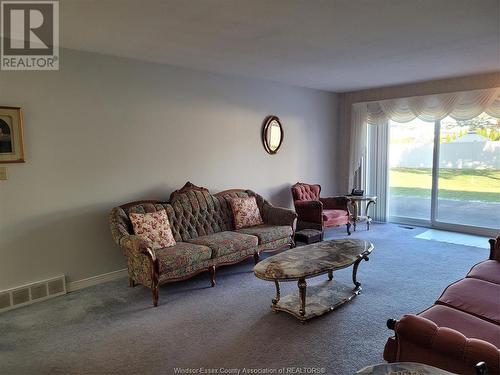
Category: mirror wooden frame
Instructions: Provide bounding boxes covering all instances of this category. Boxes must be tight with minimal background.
[262,115,283,155]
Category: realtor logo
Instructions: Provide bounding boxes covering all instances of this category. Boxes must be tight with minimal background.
[1,0,59,70]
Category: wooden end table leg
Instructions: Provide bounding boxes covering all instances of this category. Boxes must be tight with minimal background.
[365,200,376,230]
[352,200,359,231]
[298,278,307,317]
[328,269,333,281]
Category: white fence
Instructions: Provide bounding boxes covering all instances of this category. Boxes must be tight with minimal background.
[390,141,500,169]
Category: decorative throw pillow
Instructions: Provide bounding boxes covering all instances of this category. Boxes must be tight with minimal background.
[129,210,176,250]
[230,196,264,229]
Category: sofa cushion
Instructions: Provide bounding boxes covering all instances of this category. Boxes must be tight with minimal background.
[322,209,349,225]
[187,231,258,257]
[436,278,500,324]
[420,304,500,349]
[236,224,292,245]
[156,242,212,272]
[467,260,500,285]
[129,210,176,250]
[229,196,264,229]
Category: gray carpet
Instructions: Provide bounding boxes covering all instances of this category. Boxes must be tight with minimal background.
[0,224,488,375]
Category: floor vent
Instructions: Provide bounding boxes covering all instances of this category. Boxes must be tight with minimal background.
[0,275,66,313]
[398,225,415,230]
[0,293,10,309]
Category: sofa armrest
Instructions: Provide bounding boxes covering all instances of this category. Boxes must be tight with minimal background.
[388,315,500,374]
[320,196,348,210]
[295,200,323,224]
[120,235,159,290]
[489,236,500,261]
[120,235,156,260]
[109,207,132,246]
[263,205,297,228]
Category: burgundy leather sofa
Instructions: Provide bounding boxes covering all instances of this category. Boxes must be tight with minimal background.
[384,236,500,374]
[291,182,351,235]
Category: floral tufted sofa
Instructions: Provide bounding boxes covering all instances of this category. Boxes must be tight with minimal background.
[109,182,297,306]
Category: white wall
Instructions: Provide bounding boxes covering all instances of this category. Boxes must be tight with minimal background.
[0,49,338,289]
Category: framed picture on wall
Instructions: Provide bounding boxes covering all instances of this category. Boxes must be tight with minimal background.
[0,106,25,163]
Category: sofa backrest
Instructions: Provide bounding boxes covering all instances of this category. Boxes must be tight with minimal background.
[168,182,233,241]
[110,182,260,245]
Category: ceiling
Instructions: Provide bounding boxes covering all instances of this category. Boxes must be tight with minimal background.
[61,0,500,92]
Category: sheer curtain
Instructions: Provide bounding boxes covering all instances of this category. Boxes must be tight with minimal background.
[348,87,500,221]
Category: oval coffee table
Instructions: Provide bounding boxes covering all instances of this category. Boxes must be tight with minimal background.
[253,239,374,322]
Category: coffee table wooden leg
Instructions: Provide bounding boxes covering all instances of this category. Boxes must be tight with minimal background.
[328,269,333,281]
[298,278,307,317]
[272,280,280,308]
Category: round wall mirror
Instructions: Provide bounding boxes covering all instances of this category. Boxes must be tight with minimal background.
[262,115,283,154]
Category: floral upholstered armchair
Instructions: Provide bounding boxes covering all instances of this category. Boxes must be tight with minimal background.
[291,182,351,236]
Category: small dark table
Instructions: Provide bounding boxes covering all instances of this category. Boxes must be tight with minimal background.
[295,229,323,244]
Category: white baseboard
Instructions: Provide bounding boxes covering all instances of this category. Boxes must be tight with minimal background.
[67,268,128,292]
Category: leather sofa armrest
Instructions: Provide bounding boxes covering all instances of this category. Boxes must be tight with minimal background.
[391,315,500,374]
[263,205,297,228]
[320,196,348,210]
[295,200,323,224]
[489,236,500,261]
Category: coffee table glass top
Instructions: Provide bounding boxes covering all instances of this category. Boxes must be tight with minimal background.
[355,362,456,375]
[253,239,373,281]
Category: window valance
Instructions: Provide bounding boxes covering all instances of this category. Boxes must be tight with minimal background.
[348,87,500,186]
[365,87,500,125]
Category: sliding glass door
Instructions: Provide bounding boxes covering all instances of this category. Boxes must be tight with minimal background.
[388,119,435,221]
[435,114,500,229]
[387,113,500,234]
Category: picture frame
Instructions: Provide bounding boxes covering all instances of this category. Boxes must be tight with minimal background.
[0,106,25,163]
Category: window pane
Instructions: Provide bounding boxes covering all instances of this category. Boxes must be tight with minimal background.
[436,113,500,228]
[388,119,435,220]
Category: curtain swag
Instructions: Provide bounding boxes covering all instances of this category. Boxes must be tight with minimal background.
[348,87,500,186]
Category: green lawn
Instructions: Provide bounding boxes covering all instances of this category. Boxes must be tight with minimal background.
[390,168,500,203]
